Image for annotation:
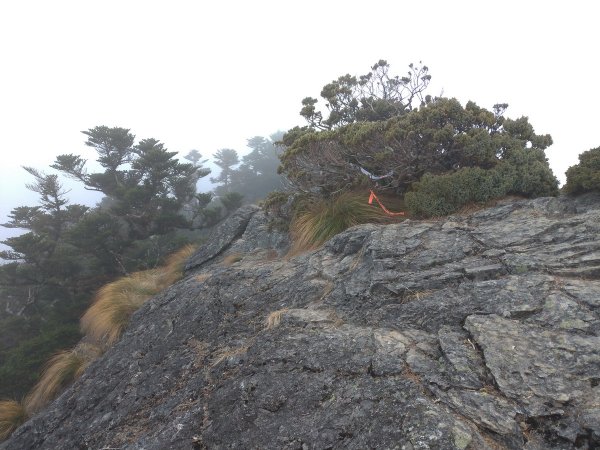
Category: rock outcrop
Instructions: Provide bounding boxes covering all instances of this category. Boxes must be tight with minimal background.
[3,194,600,449]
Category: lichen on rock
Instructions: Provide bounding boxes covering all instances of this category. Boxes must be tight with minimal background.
[3,193,600,449]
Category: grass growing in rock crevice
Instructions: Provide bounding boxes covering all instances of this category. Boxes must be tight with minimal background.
[81,245,196,346]
[0,400,27,440]
[24,343,102,414]
[289,191,393,254]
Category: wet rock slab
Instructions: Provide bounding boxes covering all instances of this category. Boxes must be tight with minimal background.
[3,193,600,449]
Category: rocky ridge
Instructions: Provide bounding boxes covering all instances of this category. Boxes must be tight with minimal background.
[2,194,600,449]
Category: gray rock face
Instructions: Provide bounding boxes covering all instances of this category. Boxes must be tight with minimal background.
[3,193,600,449]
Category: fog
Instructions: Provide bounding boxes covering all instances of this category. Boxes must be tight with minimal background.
[1,0,599,244]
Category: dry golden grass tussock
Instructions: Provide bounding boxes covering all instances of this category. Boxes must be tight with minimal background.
[80,270,159,345]
[194,273,212,283]
[81,244,197,345]
[265,308,289,329]
[221,253,244,266]
[289,191,391,255]
[211,344,250,367]
[24,343,101,414]
[162,244,197,282]
[0,400,27,441]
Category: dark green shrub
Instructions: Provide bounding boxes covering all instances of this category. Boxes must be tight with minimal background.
[405,167,510,217]
[281,98,557,197]
[500,148,559,198]
[564,147,600,194]
[220,192,244,213]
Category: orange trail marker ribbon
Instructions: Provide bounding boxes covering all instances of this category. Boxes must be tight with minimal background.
[368,190,405,216]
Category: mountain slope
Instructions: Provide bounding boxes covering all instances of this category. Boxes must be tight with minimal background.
[3,195,600,449]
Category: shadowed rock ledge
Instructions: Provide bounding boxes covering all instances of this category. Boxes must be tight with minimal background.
[3,194,600,449]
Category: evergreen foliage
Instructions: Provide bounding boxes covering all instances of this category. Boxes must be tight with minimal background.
[300,60,431,130]
[405,168,509,217]
[0,127,206,401]
[281,97,558,199]
[564,147,600,194]
[0,324,81,399]
[213,134,284,204]
[52,127,202,240]
[210,148,240,191]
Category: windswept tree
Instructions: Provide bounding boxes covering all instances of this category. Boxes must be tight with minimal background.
[279,60,558,219]
[211,148,239,192]
[52,126,200,239]
[0,170,88,399]
[0,128,208,400]
[1,168,88,282]
[280,98,557,198]
[225,133,284,203]
[299,60,431,131]
[183,149,211,182]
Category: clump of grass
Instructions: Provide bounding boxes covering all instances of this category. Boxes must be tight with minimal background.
[80,270,160,344]
[211,344,250,367]
[81,245,197,345]
[289,191,391,254]
[265,308,289,329]
[403,290,435,302]
[222,253,243,266]
[194,273,211,283]
[0,400,28,441]
[24,343,101,414]
[159,244,197,285]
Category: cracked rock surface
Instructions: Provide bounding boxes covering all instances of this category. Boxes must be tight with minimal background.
[3,193,600,449]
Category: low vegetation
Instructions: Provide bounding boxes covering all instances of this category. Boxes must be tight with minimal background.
[265,308,289,329]
[564,146,600,194]
[0,400,27,441]
[289,191,391,254]
[221,253,244,266]
[24,343,101,414]
[405,167,509,217]
[81,245,196,345]
[279,62,560,221]
[0,244,196,441]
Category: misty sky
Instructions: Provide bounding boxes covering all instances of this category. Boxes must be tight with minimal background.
[1,1,598,241]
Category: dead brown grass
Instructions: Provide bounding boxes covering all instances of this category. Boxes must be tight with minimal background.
[0,400,27,441]
[403,290,435,302]
[24,343,101,414]
[80,270,159,344]
[265,308,289,329]
[221,253,243,266]
[160,244,197,284]
[211,345,250,367]
[81,245,197,345]
[0,245,198,438]
[194,273,212,283]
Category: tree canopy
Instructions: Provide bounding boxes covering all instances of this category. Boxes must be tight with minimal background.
[299,60,431,130]
[52,127,202,239]
[564,147,600,194]
[281,89,557,201]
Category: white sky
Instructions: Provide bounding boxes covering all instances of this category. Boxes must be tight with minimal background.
[0,0,598,233]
